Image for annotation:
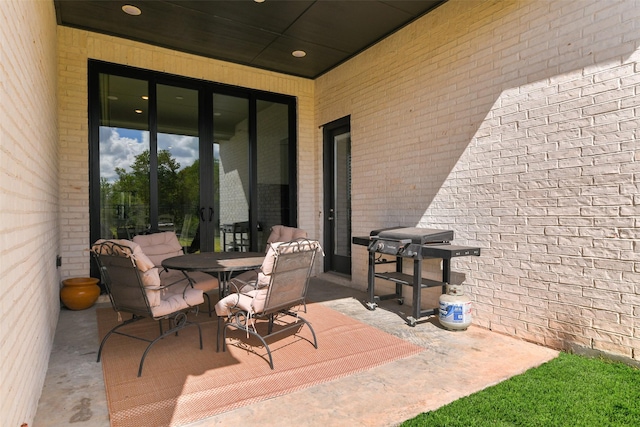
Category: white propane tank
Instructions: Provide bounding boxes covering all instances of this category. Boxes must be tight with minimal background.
[438,284,472,331]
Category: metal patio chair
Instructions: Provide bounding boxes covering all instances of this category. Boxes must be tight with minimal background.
[215,238,322,369]
[91,239,204,377]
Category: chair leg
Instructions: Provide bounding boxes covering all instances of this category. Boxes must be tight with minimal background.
[224,321,274,369]
[216,316,224,353]
[204,292,213,317]
[267,314,274,334]
[97,314,144,363]
[296,314,318,349]
[280,310,318,349]
[96,312,202,377]
[219,311,316,370]
[137,314,202,377]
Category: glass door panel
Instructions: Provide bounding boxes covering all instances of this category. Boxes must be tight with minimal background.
[157,84,199,251]
[256,100,290,249]
[333,131,351,260]
[213,94,250,252]
[323,117,351,275]
[98,74,150,240]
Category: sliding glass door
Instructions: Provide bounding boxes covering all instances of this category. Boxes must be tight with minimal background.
[89,61,296,255]
[156,84,200,250]
[213,93,250,252]
[96,74,151,241]
[256,99,296,249]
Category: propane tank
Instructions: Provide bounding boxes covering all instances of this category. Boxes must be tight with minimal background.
[439,284,472,331]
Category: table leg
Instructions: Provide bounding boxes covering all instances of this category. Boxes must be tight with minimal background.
[217,271,232,299]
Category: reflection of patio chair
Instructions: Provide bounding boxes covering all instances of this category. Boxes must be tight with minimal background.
[91,239,204,377]
[158,214,174,232]
[265,225,307,246]
[221,221,250,252]
[133,231,219,315]
[179,214,200,253]
[187,224,200,254]
[116,220,133,239]
[215,238,322,369]
[179,214,192,239]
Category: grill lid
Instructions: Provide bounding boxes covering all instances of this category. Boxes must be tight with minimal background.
[374,227,453,244]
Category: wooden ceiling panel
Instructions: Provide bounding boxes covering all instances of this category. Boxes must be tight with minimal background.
[251,35,351,78]
[284,1,414,53]
[54,0,447,78]
[172,0,315,34]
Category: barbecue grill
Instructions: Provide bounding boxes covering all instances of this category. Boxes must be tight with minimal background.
[353,226,480,326]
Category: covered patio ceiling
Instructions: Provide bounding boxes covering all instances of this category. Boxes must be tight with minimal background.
[54,0,447,79]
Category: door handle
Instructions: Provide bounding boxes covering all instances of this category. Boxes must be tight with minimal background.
[209,207,214,222]
[199,207,205,222]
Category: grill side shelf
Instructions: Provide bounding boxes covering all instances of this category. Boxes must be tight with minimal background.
[373,271,442,289]
[421,244,481,259]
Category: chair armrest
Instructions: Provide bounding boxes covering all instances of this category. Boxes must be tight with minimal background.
[157,268,191,290]
[228,276,257,294]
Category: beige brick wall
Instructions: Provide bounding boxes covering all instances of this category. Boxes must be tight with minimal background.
[57,28,317,279]
[317,0,640,361]
[0,1,59,426]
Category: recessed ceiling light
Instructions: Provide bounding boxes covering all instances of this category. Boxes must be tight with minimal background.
[254,0,266,3]
[107,95,118,101]
[122,5,141,16]
[141,95,149,100]
[214,112,222,117]
[292,50,306,58]
[175,96,184,100]
[134,109,143,114]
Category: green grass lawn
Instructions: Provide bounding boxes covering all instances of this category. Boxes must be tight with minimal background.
[401,352,640,427]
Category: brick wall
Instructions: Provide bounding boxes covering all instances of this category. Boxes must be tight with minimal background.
[0,1,59,426]
[57,28,317,279]
[317,0,640,361]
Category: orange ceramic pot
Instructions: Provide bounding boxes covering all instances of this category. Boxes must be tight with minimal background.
[60,277,101,310]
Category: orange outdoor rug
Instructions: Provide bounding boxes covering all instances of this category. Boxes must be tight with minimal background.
[97,302,424,427]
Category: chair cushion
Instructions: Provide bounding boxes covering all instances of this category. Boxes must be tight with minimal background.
[140,268,162,290]
[185,271,219,293]
[266,225,307,245]
[232,225,307,286]
[256,239,321,287]
[92,239,155,272]
[256,242,281,287]
[145,268,215,309]
[150,286,204,318]
[158,269,219,293]
[133,232,183,266]
[214,288,267,317]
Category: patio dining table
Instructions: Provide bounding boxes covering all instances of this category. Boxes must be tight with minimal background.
[161,251,265,299]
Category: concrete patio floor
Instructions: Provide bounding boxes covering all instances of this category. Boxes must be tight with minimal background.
[34,274,558,427]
